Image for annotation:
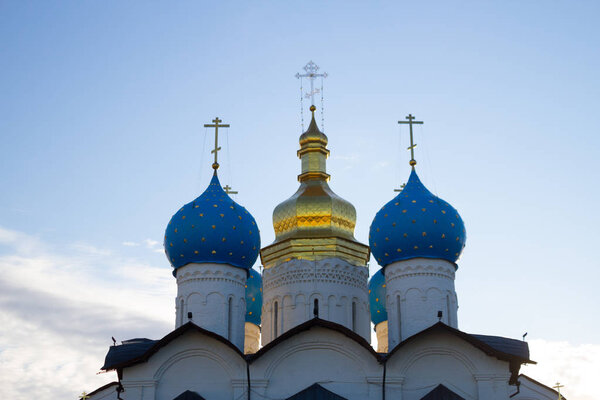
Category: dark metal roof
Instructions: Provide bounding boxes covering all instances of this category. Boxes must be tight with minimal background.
[101,322,244,371]
[286,383,347,400]
[471,334,530,361]
[385,322,534,385]
[420,384,465,400]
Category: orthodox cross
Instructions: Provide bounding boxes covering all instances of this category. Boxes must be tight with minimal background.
[398,114,424,167]
[295,61,328,106]
[223,185,238,195]
[552,383,564,400]
[79,392,90,400]
[204,117,229,170]
[394,183,406,192]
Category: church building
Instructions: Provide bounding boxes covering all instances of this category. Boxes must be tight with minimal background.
[82,93,564,400]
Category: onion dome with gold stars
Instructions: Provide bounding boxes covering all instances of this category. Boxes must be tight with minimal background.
[164,173,260,273]
[245,268,263,326]
[369,169,466,266]
[369,269,387,325]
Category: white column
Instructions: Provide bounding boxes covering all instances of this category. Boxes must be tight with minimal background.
[385,258,458,348]
[175,263,246,350]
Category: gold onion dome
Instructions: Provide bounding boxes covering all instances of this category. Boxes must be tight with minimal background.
[260,107,370,268]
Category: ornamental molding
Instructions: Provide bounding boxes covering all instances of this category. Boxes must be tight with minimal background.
[263,258,368,292]
[177,264,246,285]
[385,260,455,283]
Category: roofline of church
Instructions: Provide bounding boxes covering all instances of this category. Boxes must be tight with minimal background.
[247,317,382,363]
[518,374,567,399]
[85,381,119,397]
[385,322,535,385]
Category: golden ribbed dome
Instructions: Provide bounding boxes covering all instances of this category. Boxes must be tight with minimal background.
[260,109,370,268]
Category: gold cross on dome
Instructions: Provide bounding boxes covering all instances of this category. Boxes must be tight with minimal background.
[79,392,90,400]
[204,117,230,170]
[552,383,564,399]
[398,114,424,167]
[223,185,238,194]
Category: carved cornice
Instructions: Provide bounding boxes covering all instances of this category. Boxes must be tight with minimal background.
[263,258,368,292]
[177,264,246,286]
[385,260,455,283]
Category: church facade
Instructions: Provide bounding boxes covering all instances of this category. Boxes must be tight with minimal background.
[84,107,563,400]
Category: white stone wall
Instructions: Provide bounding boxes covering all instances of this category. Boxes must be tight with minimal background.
[174,263,246,350]
[261,257,370,344]
[511,375,562,400]
[384,258,458,348]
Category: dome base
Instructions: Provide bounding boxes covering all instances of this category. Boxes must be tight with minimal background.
[260,236,370,269]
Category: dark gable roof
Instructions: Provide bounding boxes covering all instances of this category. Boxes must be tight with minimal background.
[386,322,534,385]
[173,390,206,400]
[286,383,347,400]
[86,381,119,397]
[420,384,465,400]
[248,317,382,363]
[102,322,244,370]
[519,374,568,400]
[102,318,379,371]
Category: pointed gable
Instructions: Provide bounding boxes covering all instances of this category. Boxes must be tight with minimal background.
[173,390,206,400]
[286,383,347,400]
[420,384,465,400]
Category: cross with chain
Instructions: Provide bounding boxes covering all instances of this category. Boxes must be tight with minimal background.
[79,392,90,400]
[552,382,564,400]
[398,114,424,167]
[295,61,328,106]
[223,185,238,195]
[204,117,229,170]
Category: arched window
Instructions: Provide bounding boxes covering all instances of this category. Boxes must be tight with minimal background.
[351,301,357,332]
[227,297,233,340]
[313,298,319,318]
[397,295,402,341]
[273,301,279,338]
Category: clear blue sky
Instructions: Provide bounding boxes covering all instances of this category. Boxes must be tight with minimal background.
[0,1,599,398]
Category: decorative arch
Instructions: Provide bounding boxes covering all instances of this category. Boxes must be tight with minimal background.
[154,348,237,381]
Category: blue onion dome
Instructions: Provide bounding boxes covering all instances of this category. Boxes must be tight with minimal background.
[245,268,263,325]
[164,173,261,273]
[369,168,466,266]
[369,269,387,325]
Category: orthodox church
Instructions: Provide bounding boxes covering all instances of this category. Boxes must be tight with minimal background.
[83,103,564,400]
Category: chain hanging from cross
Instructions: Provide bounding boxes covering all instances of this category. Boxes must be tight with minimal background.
[203,117,229,171]
[296,61,327,131]
[223,185,238,195]
[398,114,424,167]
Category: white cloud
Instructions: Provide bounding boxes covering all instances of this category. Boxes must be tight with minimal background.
[122,241,139,246]
[522,339,600,400]
[0,226,174,399]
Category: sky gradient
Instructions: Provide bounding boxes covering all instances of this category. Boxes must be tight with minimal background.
[1,1,599,398]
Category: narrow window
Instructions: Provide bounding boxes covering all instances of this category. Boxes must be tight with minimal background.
[227,297,233,340]
[179,299,184,326]
[397,295,402,341]
[273,301,279,338]
[446,294,451,326]
[313,298,319,318]
[351,301,357,332]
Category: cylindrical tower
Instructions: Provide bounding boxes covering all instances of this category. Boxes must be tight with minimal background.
[260,107,371,344]
[165,170,261,351]
[370,167,466,349]
[369,269,388,352]
[244,268,263,354]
